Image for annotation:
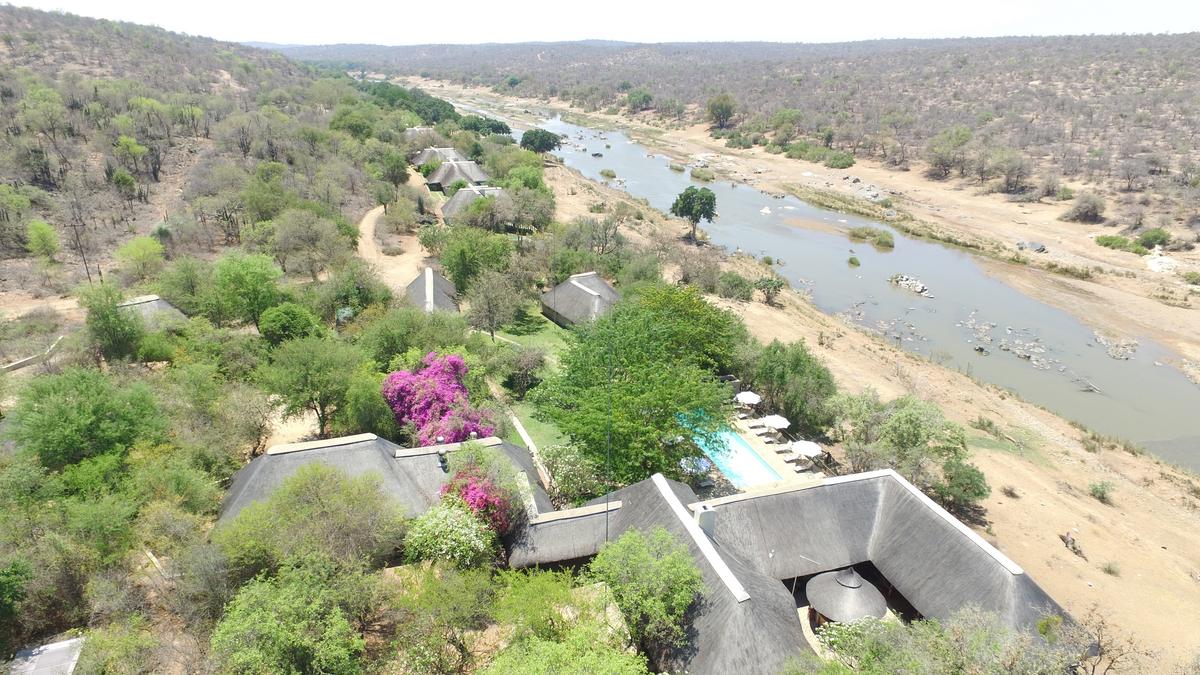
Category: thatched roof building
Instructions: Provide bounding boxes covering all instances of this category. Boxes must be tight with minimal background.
[510,469,1067,674]
[5,636,84,674]
[425,160,489,192]
[442,185,507,224]
[405,267,458,313]
[218,434,551,524]
[806,567,887,624]
[539,271,618,327]
[117,294,186,329]
[413,146,465,166]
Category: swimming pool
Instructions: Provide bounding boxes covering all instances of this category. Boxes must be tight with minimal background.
[696,428,783,489]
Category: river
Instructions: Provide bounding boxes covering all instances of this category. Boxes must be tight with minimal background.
[458,100,1200,470]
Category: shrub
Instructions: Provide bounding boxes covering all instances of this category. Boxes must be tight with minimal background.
[76,615,159,674]
[483,618,649,675]
[500,347,545,399]
[79,282,144,361]
[540,444,609,507]
[689,167,715,182]
[824,151,855,169]
[847,226,895,249]
[258,302,321,345]
[1056,186,1076,201]
[403,499,497,568]
[1088,480,1115,505]
[848,256,861,267]
[382,351,496,445]
[136,331,176,363]
[588,528,703,652]
[600,169,617,179]
[1060,192,1106,223]
[24,219,59,260]
[754,276,786,304]
[931,457,991,513]
[1101,561,1121,576]
[668,163,685,172]
[716,271,754,301]
[1183,271,1200,285]
[115,236,166,281]
[1136,227,1170,249]
[440,466,517,535]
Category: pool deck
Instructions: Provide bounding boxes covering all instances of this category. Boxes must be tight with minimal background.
[731,417,824,490]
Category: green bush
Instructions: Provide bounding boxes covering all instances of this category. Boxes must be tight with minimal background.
[76,615,159,674]
[716,271,754,301]
[600,169,617,179]
[24,219,59,260]
[1136,227,1170,249]
[136,331,176,362]
[668,163,685,172]
[588,528,703,651]
[848,256,861,267]
[1183,271,1200,285]
[1088,480,1115,505]
[689,167,715,182]
[824,151,856,169]
[79,282,145,361]
[258,302,321,345]
[847,226,895,249]
[403,498,497,568]
[1060,192,1106,223]
[1094,235,1149,256]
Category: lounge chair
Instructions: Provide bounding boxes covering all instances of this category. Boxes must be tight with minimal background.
[793,459,815,473]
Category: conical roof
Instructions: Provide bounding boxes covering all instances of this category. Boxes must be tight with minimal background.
[806,566,888,623]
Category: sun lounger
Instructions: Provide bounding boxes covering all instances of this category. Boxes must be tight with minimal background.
[793,460,815,473]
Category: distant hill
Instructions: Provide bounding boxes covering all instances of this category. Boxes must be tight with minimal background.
[273,34,1200,233]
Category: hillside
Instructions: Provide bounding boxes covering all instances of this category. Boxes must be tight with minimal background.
[279,36,1200,247]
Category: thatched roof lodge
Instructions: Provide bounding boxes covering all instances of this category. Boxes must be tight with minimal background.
[442,185,508,224]
[509,469,1067,674]
[412,146,465,166]
[117,294,186,329]
[218,434,551,524]
[405,267,458,313]
[539,271,619,328]
[425,160,489,192]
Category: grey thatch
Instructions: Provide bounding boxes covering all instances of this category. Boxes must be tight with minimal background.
[6,636,84,674]
[539,271,619,327]
[806,567,887,623]
[441,185,507,224]
[117,294,186,329]
[219,434,550,524]
[413,146,465,166]
[425,160,489,191]
[510,469,1069,674]
[405,267,457,313]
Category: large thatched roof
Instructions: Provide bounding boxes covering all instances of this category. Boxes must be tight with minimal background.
[219,434,551,524]
[412,146,464,166]
[425,160,489,190]
[405,267,457,313]
[441,185,507,223]
[539,271,619,327]
[510,469,1068,674]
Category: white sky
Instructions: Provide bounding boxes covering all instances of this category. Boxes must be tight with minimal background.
[13,0,1200,45]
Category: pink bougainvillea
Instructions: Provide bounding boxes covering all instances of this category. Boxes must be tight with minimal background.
[382,352,495,445]
[440,467,514,535]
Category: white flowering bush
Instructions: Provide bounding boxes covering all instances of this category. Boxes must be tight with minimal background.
[402,498,497,568]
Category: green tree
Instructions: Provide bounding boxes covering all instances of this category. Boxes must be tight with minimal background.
[213,464,406,580]
[258,302,322,345]
[754,276,785,305]
[520,129,562,154]
[483,618,648,675]
[75,615,159,674]
[626,89,653,112]
[24,219,59,261]
[377,150,410,188]
[0,560,33,657]
[115,235,165,281]
[588,528,703,652]
[209,560,366,675]
[393,565,494,674]
[669,186,717,241]
[403,498,497,569]
[440,226,513,293]
[212,252,282,327]
[1061,192,1106,223]
[744,339,837,436]
[79,282,144,361]
[113,135,148,173]
[6,367,164,469]
[924,126,972,179]
[706,93,737,129]
[465,269,522,340]
[271,209,351,281]
[331,365,400,440]
[257,336,366,438]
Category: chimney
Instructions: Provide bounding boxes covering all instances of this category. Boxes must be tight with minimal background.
[695,504,717,539]
[437,448,449,472]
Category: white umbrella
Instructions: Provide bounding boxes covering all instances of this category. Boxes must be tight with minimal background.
[734,391,762,406]
[760,414,790,430]
[790,440,824,459]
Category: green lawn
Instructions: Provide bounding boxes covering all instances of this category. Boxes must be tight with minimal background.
[496,304,572,368]
[504,400,567,451]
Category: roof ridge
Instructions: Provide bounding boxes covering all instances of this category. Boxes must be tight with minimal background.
[652,474,750,603]
[266,432,378,455]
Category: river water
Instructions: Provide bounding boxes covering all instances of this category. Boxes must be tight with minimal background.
[463,100,1200,469]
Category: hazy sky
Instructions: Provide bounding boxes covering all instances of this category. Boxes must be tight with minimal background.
[13,0,1200,45]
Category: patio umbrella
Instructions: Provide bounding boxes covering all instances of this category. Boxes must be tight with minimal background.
[734,391,762,406]
[790,440,824,459]
[805,567,888,624]
[760,414,790,430]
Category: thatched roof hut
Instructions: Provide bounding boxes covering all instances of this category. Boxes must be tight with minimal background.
[442,185,507,224]
[117,294,186,329]
[425,160,489,192]
[405,267,457,313]
[218,434,551,524]
[806,567,887,623]
[413,146,465,166]
[539,272,619,327]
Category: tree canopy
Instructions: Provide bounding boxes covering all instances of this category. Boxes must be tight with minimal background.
[520,129,562,154]
[669,186,717,240]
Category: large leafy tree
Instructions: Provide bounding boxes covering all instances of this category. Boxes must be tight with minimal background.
[706,93,737,129]
[7,367,164,469]
[588,528,703,653]
[531,284,737,483]
[439,226,512,293]
[257,336,367,438]
[743,339,837,436]
[519,129,561,154]
[669,186,717,241]
[465,269,522,340]
[211,252,282,328]
[79,282,144,362]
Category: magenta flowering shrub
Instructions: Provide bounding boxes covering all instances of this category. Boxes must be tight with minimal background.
[382,352,496,445]
[440,467,515,535]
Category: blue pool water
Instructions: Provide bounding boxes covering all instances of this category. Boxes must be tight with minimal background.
[697,428,783,489]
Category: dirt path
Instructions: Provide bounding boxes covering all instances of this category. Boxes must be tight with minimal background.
[356,205,428,291]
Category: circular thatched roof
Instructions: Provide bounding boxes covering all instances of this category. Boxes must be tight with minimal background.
[806,567,888,624]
